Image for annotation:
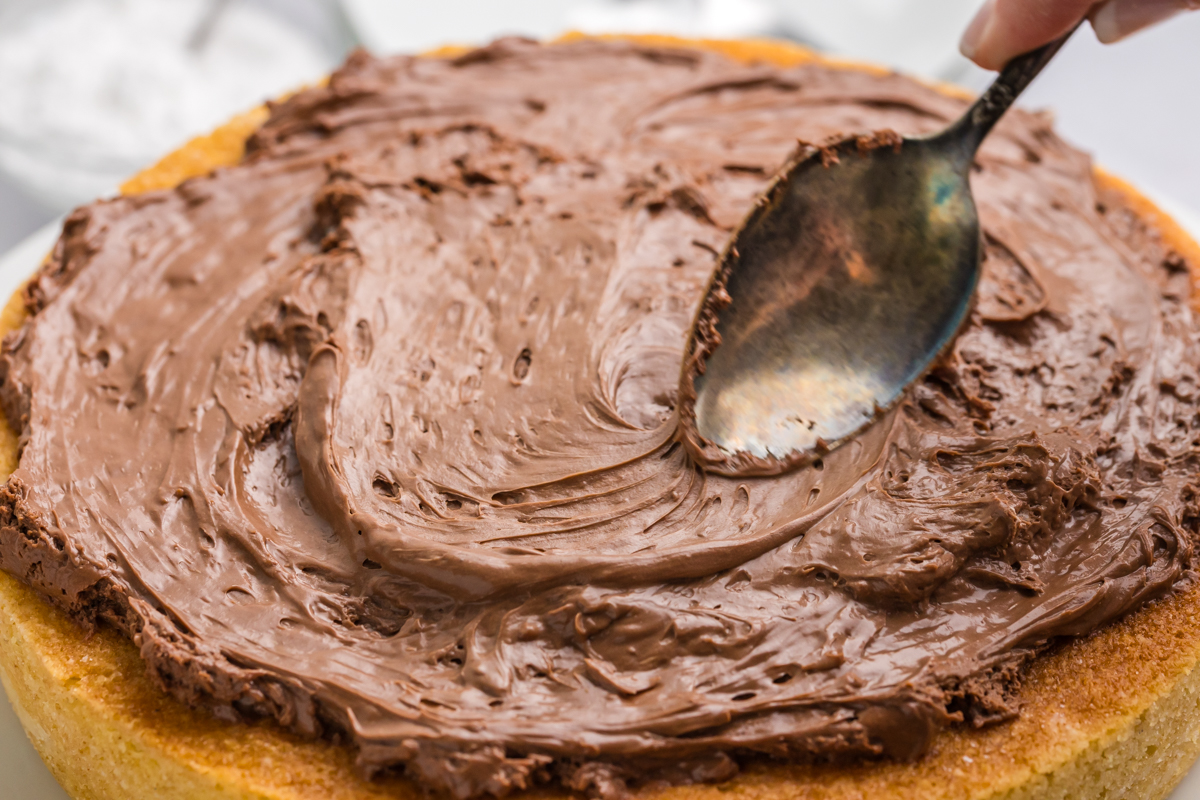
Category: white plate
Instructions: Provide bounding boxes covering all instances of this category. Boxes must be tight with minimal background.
[2,194,1200,797]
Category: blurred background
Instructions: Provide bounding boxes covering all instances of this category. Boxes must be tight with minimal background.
[0,1,1198,798]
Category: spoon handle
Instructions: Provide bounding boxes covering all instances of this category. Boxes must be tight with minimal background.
[940,23,1081,163]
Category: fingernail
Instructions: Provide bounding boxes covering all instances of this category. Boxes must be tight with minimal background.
[960,0,997,59]
[1092,0,1188,43]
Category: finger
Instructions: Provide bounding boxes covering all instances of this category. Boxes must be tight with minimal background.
[960,0,1095,70]
[1091,0,1200,43]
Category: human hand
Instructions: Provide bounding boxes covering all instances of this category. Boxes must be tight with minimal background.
[960,0,1200,69]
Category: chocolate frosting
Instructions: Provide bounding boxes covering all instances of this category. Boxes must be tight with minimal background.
[2,38,1199,799]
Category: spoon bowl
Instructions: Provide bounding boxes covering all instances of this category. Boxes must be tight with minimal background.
[684,133,979,473]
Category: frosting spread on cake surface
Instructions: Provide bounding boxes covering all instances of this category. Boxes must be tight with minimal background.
[2,38,1199,798]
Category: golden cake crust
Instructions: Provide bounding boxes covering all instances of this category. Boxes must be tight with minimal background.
[3,34,1200,800]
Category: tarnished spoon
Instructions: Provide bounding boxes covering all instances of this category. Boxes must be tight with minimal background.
[678,28,1078,476]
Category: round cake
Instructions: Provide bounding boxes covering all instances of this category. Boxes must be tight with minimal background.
[3,34,1200,800]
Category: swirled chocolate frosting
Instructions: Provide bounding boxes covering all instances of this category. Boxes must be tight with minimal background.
[2,38,1199,799]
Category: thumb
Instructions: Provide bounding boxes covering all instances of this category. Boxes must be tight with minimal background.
[960,0,1095,70]
[1090,0,1200,43]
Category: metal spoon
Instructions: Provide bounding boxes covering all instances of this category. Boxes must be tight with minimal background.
[678,29,1077,476]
